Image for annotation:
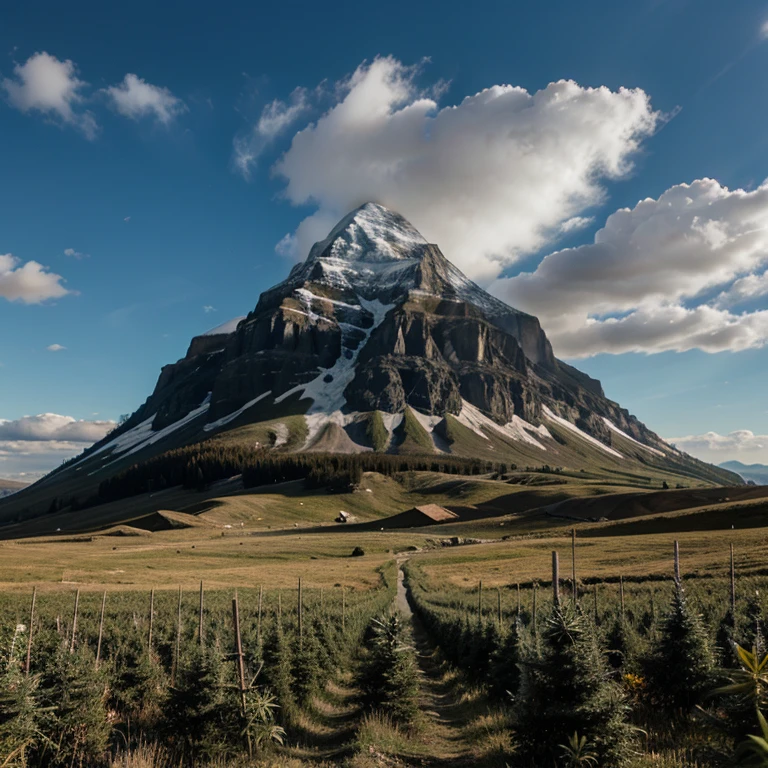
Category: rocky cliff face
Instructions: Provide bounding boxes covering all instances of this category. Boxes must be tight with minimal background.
[135,203,564,433]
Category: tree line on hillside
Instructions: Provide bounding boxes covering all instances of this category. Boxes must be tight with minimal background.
[83,446,511,508]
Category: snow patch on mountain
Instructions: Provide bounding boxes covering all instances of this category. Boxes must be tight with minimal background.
[202,317,246,336]
[275,297,394,446]
[602,417,665,458]
[294,288,361,311]
[543,406,623,459]
[409,409,448,452]
[76,394,213,473]
[512,416,552,441]
[73,415,157,467]
[457,401,550,451]
[204,391,272,432]
[272,423,289,447]
[120,395,211,460]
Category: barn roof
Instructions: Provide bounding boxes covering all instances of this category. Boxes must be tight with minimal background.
[410,504,458,522]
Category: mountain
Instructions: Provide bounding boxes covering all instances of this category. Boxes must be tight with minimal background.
[0,480,27,499]
[719,461,768,485]
[0,203,741,524]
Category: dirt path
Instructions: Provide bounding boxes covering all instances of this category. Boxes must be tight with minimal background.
[395,565,477,767]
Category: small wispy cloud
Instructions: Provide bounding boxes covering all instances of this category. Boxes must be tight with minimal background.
[104,74,187,125]
[64,247,89,259]
[1,52,98,139]
[46,344,66,352]
[123,216,131,222]
[233,87,311,179]
[203,305,216,313]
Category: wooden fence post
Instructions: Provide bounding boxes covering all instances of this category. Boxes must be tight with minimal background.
[674,540,681,582]
[69,590,80,653]
[148,588,155,655]
[96,591,107,669]
[198,581,204,646]
[572,528,577,604]
[173,587,182,686]
[298,577,303,644]
[25,587,36,676]
[516,583,521,615]
[232,592,253,758]
[257,585,263,642]
[730,543,737,619]
[552,551,560,607]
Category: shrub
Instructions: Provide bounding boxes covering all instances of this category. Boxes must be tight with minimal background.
[358,614,419,727]
[644,581,715,715]
[515,604,634,767]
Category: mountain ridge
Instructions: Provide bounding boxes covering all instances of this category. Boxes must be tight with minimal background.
[0,203,742,524]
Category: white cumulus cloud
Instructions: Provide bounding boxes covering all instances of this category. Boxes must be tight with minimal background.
[0,413,115,443]
[272,56,660,283]
[46,344,66,352]
[0,253,71,304]
[1,52,98,139]
[667,429,768,465]
[104,74,186,125]
[0,414,116,480]
[64,247,88,259]
[491,178,768,357]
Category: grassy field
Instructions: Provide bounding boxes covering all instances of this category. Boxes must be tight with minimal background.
[1,468,767,768]
[0,469,763,596]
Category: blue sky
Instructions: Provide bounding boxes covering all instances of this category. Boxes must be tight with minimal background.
[2,0,768,478]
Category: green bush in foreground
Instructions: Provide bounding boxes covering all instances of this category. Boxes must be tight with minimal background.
[644,581,715,716]
[358,613,419,727]
[515,603,634,768]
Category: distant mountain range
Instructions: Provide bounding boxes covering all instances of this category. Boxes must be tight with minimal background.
[719,461,768,485]
[0,203,742,525]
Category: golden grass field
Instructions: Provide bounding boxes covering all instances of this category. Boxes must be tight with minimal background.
[0,470,765,596]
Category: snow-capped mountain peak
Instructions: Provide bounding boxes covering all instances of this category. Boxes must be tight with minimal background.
[310,202,428,264]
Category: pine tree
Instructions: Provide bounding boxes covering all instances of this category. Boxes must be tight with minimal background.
[37,644,111,768]
[358,614,419,726]
[644,580,715,715]
[515,603,634,768]
[165,644,231,761]
[490,615,524,700]
[108,629,166,735]
[262,623,296,727]
[0,626,48,768]
[606,615,644,675]
[739,592,765,658]
[291,623,322,706]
